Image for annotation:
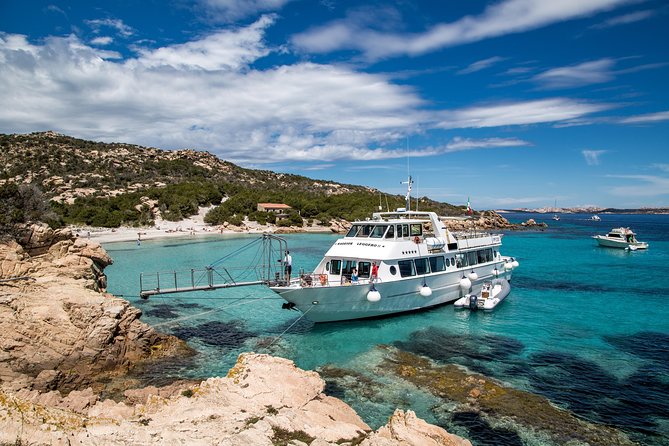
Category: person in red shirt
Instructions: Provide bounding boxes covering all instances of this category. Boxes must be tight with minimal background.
[371,262,379,282]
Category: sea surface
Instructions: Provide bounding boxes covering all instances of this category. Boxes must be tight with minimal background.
[104,213,669,446]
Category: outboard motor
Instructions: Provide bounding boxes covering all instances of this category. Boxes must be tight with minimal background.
[469,295,478,311]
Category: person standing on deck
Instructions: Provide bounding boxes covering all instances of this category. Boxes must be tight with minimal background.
[371,262,379,282]
[283,250,292,283]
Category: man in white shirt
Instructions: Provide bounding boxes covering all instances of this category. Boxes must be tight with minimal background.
[283,250,292,282]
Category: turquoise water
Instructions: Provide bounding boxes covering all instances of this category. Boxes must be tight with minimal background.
[104,213,669,446]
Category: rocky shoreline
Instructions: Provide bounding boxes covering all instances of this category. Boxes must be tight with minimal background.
[0,225,472,445]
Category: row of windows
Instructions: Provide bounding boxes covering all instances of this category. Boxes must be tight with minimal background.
[346,223,423,239]
[324,248,498,279]
[395,248,497,277]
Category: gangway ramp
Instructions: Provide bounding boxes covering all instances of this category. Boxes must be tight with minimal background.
[138,233,288,299]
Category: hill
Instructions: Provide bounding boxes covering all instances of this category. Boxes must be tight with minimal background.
[0,132,465,229]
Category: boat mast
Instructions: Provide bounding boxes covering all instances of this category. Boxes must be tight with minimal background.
[402,175,413,211]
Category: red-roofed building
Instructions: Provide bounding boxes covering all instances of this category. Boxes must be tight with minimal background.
[257,203,292,217]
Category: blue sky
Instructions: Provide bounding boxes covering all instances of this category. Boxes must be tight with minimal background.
[1,0,668,209]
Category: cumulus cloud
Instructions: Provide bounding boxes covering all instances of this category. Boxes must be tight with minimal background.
[436,98,611,129]
[292,0,634,60]
[134,15,275,70]
[0,24,432,164]
[90,36,113,46]
[582,149,607,165]
[0,17,613,166]
[85,18,134,37]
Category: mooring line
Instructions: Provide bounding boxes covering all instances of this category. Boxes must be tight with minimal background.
[151,294,269,328]
[264,304,315,350]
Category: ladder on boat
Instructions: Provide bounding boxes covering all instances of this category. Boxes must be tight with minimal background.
[139,233,288,299]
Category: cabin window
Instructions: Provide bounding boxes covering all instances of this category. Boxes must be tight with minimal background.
[477,250,485,264]
[384,225,395,239]
[401,224,409,238]
[429,256,446,272]
[410,224,422,236]
[415,258,429,275]
[456,254,465,268]
[445,257,451,267]
[467,251,478,266]
[370,225,386,238]
[358,262,371,278]
[346,225,360,237]
[389,265,397,275]
[330,259,342,275]
[342,260,356,277]
[451,257,456,266]
[398,260,415,277]
[359,225,374,237]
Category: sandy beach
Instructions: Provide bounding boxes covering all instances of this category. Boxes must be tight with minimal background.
[75,206,333,244]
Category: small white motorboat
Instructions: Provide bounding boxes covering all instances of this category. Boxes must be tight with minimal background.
[593,227,648,250]
[591,215,601,221]
[454,278,511,311]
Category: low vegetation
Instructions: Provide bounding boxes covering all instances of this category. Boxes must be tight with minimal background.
[0,131,467,230]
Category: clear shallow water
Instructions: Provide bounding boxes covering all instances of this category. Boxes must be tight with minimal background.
[104,213,669,446]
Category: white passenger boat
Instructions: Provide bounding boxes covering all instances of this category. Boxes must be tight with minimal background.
[139,180,518,323]
[269,199,518,322]
[453,278,510,311]
[593,227,648,250]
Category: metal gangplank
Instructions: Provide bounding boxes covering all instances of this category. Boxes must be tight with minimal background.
[139,233,288,299]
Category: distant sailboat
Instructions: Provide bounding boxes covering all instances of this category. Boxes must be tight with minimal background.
[552,200,560,221]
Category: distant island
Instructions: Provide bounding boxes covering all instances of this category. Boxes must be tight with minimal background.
[499,207,669,215]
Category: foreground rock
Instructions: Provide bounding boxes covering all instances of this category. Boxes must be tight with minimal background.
[0,353,471,446]
[0,224,187,394]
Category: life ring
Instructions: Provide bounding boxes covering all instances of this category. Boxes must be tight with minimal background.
[319,274,327,285]
[414,236,421,244]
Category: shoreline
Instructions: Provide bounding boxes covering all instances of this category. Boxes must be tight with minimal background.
[75,207,335,244]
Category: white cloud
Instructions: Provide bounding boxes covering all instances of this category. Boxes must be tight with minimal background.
[532,58,615,89]
[457,56,506,75]
[445,136,531,151]
[85,18,134,37]
[591,9,654,29]
[607,174,669,197]
[619,110,669,124]
[0,28,432,164]
[292,0,634,60]
[134,15,275,70]
[198,0,294,22]
[90,36,113,46]
[436,98,611,129]
[582,149,607,165]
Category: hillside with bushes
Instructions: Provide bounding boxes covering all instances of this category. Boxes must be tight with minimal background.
[0,131,466,229]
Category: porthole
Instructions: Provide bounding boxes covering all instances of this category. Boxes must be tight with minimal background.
[389,266,397,275]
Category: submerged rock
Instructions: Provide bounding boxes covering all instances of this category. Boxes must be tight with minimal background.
[0,353,471,445]
[383,348,636,446]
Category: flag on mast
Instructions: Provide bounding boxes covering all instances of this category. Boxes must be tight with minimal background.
[466,197,472,215]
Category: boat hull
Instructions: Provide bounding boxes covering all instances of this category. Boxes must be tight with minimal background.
[593,236,648,250]
[271,262,511,322]
[453,278,510,311]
